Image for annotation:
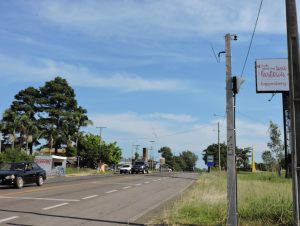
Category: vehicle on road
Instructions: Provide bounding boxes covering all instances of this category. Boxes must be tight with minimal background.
[0,162,47,189]
[119,164,132,174]
[131,161,149,174]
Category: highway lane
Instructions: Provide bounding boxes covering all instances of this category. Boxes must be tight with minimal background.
[0,172,199,225]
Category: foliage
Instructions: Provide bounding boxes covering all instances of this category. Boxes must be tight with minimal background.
[101,142,122,166]
[180,150,198,171]
[77,133,122,168]
[158,146,198,171]
[0,149,34,163]
[202,143,249,170]
[0,77,91,156]
[158,146,174,167]
[267,121,284,175]
[202,143,227,169]
[262,150,276,171]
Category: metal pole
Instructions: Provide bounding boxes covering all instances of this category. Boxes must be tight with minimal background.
[225,33,237,226]
[0,132,2,153]
[282,92,291,177]
[286,0,300,224]
[218,122,221,171]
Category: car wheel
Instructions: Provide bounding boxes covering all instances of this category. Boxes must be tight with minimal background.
[16,177,24,189]
[36,176,44,186]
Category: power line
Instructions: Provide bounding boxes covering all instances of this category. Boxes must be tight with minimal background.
[240,0,264,77]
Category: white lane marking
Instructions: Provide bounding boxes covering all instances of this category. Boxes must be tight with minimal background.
[122,186,131,189]
[135,184,141,186]
[144,181,150,184]
[105,190,118,194]
[81,195,98,200]
[152,179,157,182]
[157,179,161,181]
[0,216,19,223]
[42,203,69,210]
[0,196,79,202]
[89,181,98,184]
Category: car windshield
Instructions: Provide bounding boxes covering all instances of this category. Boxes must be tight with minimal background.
[0,163,24,171]
[123,165,130,167]
[134,162,144,165]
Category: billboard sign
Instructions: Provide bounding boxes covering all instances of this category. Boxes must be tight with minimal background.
[255,58,289,93]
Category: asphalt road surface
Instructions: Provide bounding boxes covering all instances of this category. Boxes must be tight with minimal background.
[0,172,199,226]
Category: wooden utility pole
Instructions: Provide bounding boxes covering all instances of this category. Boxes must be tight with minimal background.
[285,0,300,224]
[225,33,237,226]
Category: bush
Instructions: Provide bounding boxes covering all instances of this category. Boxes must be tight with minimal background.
[0,149,34,163]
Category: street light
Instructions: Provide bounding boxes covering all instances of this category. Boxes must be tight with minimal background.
[96,126,107,168]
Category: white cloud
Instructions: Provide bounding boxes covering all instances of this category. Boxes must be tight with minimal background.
[145,113,198,123]
[35,0,288,39]
[0,54,191,92]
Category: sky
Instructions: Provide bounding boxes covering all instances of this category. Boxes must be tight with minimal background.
[0,0,296,168]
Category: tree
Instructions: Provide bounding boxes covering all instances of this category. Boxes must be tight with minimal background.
[101,142,122,165]
[267,121,284,176]
[236,148,251,169]
[77,133,122,168]
[202,143,248,170]
[173,156,186,171]
[38,77,90,154]
[11,87,41,154]
[180,150,198,171]
[262,150,275,171]
[77,133,100,168]
[202,143,227,169]
[158,146,174,168]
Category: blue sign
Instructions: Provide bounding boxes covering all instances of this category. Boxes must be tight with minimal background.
[207,162,214,167]
[207,155,214,167]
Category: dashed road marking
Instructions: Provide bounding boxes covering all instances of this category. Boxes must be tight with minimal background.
[81,195,98,200]
[0,216,19,223]
[122,186,131,189]
[135,184,141,186]
[105,190,118,194]
[0,196,79,202]
[42,202,69,210]
[144,182,150,184]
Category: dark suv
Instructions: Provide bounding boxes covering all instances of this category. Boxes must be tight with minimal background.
[131,161,149,174]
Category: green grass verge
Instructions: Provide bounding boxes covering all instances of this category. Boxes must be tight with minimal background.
[150,172,293,226]
[65,167,113,175]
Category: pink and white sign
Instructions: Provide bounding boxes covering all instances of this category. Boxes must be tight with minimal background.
[255,58,289,93]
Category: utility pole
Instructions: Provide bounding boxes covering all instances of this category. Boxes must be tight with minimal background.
[133,144,140,161]
[96,126,107,164]
[150,141,155,171]
[218,122,221,171]
[286,0,300,224]
[225,33,237,226]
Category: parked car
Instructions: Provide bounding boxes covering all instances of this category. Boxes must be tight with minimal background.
[131,161,149,174]
[0,162,47,189]
[119,164,132,174]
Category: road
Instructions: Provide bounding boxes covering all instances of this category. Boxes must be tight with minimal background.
[0,172,198,226]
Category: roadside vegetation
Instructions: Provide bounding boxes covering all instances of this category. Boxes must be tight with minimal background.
[150,171,292,226]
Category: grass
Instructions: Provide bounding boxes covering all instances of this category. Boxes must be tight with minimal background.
[65,167,113,176]
[149,171,293,226]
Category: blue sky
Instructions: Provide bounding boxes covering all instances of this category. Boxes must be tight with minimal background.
[0,1,295,167]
